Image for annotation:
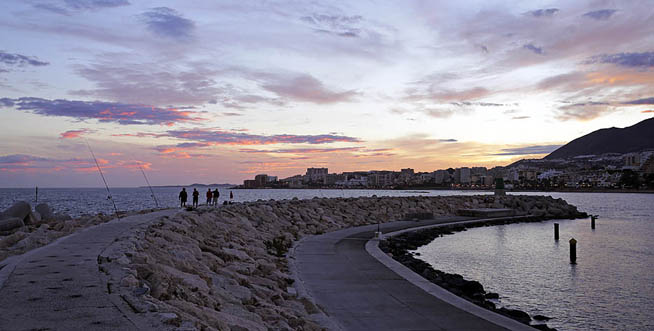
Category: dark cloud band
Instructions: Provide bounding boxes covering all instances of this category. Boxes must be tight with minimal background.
[583,9,617,20]
[493,145,561,156]
[0,51,49,67]
[585,52,654,68]
[141,7,195,40]
[1,97,200,125]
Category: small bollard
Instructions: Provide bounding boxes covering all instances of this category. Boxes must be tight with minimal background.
[569,238,577,264]
[591,215,597,230]
[554,223,559,240]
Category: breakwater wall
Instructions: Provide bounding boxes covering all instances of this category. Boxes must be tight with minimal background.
[379,213,587,331]
[0,201,164,263]
[97,195,584,330]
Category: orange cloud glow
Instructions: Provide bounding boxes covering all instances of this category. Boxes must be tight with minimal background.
[60,129,93,139]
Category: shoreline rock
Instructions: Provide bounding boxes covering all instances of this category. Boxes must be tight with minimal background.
[0,201,167,263]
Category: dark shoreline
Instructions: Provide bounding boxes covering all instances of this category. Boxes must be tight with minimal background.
[379,214,587,331]
[230,187,654,194]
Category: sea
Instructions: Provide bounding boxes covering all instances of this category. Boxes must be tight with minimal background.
[0,187,489,217]
[1,188,652,330]
[415,192,654,330]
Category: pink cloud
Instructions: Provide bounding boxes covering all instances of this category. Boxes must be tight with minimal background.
[60,128,93,139]
[239,147,362,154]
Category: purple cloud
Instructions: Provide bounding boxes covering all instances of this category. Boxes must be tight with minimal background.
[451,101,505,107]
[261,74,357,104]
[405,86,490,103]
[523,43,544,55]
[583,9,617,20]
[33,3,72,15]
[64,0,129,9]
[140,7,195,40]
[164,128,362,145]
[493,145,561,156]
[33,0,129,15]
[1,97,201,125]
[0,154,51,164]
[149,129,363,154]
[526,8,559,18]
[557,101,613,121]
[0,51,49,67]
[585,52,654,68]
[624,97,654,105]
[239,147,361,154]
[301,14,363,38]
[71,61,220,106]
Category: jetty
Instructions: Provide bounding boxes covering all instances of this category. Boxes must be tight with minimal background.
[0,195,585,330]
[292,216,536,331]
[0,209,178,330]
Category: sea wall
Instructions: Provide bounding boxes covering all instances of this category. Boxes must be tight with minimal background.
[379,219,560,330]
[0,202,162,263]
[100,195,585,330]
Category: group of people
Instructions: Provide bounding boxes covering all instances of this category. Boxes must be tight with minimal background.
[178,188,233,208]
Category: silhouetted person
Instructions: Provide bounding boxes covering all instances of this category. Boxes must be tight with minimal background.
[212,189,219,206]
[179,188,187,208]
[206,189,212,205]
[229,191,233,204]
[192,188,199,208]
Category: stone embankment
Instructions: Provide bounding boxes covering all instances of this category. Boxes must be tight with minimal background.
[98,194,585,330]
[379,217,567,331]
[0,201,160,263]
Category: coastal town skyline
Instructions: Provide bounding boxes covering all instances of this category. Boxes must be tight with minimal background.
[2,1,654,187]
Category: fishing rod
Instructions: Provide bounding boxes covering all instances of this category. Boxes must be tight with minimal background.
[138,162,159,208]
[85,139,120,219]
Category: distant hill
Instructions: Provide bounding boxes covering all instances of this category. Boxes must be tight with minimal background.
[544,117,654,159]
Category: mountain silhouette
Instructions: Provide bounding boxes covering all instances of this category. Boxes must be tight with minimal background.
[545,117,654,159]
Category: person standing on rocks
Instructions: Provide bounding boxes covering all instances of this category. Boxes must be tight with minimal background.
[206,189,213,206]
[192,188,199,208]
[212,188,219,206]
[229,191,233,204]
[179,188,187,208]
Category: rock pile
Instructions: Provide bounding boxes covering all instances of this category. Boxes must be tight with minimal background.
[101,195,584,330]
[0,201,160,263]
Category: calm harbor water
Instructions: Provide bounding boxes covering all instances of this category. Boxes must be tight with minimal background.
[415,192,654,330]
[0,187,490,217]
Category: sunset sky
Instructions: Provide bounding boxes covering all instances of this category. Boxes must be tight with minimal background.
[1,0,653,187]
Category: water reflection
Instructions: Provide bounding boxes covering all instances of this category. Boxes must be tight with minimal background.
[416,193,654,330]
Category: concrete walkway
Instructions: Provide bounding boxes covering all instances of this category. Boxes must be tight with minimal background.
[0,209,177,331]
[292,217,533,331]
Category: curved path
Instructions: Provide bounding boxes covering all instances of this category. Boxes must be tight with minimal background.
[292,216,536,331]
[0,209,177,331]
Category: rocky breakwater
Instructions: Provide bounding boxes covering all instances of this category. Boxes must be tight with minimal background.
[380,195,587,331]
[0,201,159,263]
[98,194,585,330]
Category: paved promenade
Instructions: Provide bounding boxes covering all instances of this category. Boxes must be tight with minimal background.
[0,209,177,331]
[292,217,536,331]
